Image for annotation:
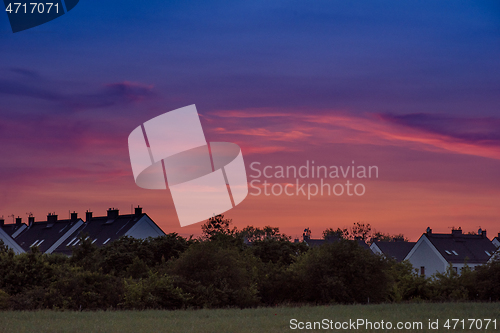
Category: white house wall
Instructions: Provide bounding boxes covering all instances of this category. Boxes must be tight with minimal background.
[125,216,165,239]
[405,236,447,278]
[493,238,500,248]
[451,263,482,272]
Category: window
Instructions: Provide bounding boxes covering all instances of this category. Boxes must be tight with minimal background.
[453,267,458,273]
[103,238,111,245]
[66,237,77,246]
[30,239,44,247]
[452,250,458,256]
[420,266,425,276]
[445,250,452,255]
[485,251,491,256]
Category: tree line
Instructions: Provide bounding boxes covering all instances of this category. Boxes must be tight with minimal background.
[0,215,499,310]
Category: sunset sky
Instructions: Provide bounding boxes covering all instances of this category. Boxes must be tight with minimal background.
[1,1,499,241]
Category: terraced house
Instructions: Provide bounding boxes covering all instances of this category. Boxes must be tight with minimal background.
[0,207,165,255]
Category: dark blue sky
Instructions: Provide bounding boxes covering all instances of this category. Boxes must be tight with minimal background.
[2,0,499,117]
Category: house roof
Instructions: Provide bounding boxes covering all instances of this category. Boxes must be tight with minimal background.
[52,212,150,255]
[302,237,370,250]
[15,218,83,253]
[426,231,496,264]
[372,241,416,262]
[0,223,26,238]
[0,227,25,254]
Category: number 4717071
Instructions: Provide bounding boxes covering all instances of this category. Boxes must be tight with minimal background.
[443,319,497,330]
[5,3,59,14]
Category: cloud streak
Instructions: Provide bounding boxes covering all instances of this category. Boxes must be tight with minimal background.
[0,69,157,111]
[207,109,500,160]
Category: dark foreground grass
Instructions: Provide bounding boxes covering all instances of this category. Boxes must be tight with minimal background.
[0,303,499,333]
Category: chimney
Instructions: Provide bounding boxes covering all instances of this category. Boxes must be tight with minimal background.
[86,211,93,222]
[47,213,57,223]
[107,208,119,219]
[0,218,4,227]
[70,212,78,221]
[482,229,487,239]
[134,206,143,216]
[451,227,462,236]
[302,227,311,241]
[16,217,22,225]
[28,216,35,226]
[426,227,432,234]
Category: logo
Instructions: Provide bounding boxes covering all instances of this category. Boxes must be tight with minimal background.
[128,105,248,227]
[3,0,79,33]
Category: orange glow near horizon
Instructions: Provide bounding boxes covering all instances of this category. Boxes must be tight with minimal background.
[3,108,499,243]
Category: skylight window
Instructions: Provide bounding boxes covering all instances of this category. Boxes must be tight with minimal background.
[67,237,77,246]
[452,251,458,256]
[485,251,491,256]
[445,250,452,255]
[30,239,44,247]
[103,238,111,245]
[92,239,97,244]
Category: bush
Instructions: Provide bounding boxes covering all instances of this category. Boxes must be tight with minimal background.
[386,260,431,302]
[0,248,55,295]
[429,263,475,301]
[169,242,259,308]
[121,272,189,310]
[0,289,9,310]
[45,266,123,310]
[475,259,500,301]
[290,240,391,304]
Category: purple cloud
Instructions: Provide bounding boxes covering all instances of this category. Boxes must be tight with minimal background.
[0,69,157,110]
[379,113,500,145]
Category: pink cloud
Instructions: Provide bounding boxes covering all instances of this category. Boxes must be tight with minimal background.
[207,109,500,160]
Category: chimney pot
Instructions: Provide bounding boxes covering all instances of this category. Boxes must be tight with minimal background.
[134,206,143,216]
[15,217,22,225]
[452,228,462,236]
[85,211,93,222]
[28,216,35,226]
[70,212,78,221]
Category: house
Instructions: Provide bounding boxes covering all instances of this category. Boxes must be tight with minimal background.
[52,207,165,255]
[0,217,26,254]
[405,227,497,277]
[0,207,165,255]
[294,228,370,250]
[370,241,416,262]
[492,233,500,248]
[14,213,84,254]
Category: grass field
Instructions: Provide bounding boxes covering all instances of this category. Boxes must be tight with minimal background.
[0,303,499,333]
